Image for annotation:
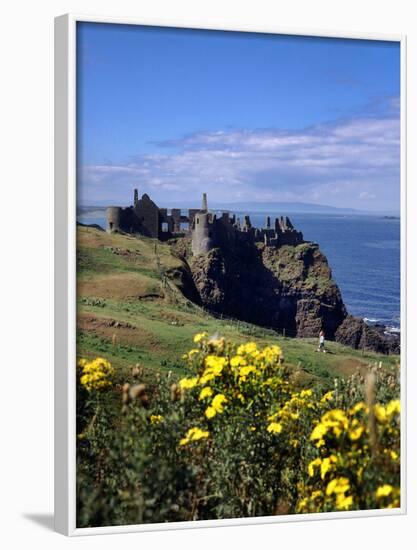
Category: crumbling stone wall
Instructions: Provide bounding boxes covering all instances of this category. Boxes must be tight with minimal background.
[106,189,304,253]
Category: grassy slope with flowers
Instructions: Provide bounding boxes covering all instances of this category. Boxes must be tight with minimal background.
[76,227,401,526]
[77,226,398,390]
[76,334,400,526]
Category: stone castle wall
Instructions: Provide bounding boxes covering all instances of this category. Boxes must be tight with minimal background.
[106,189,303,255]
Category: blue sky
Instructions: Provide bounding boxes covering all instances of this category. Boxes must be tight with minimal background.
[77,22,400,211]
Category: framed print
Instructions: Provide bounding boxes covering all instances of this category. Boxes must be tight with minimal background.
[54,14,406,536]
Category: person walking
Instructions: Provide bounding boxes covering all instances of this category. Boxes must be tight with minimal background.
[317,330,326,353]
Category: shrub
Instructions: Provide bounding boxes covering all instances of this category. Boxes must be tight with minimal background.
[76,334,400,527]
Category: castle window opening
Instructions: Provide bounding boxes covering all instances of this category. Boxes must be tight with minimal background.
[109,222,113,230]
[162,222,168,232]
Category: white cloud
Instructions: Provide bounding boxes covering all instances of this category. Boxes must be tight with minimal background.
[78,99,400,211]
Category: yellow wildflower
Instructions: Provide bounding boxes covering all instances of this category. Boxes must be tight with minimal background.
[386,400,400,416]
[230,355,247,369]
[349,402,368,415]
[390,450,399,461]
[79,357,114,392]
[376,484,393,498]
[205,406,216,419]
[179,377,199,390]
[348,425,364,441]
[297,497,308,512]
[199,372,215,385]
[179,427,210,446]
[267,422,283,434]
[374,404,388,423]
[263,345,282,362]
[239,365,258,381]
[320,391,334,403]
[205,394,227,418]
[199,387,213,400]
[205,355,227,372]
[237,342,258,356]
[326,477,350,496]
[200,357,228,383]
[310,422,328,441]
[320,455,337,479]
[336,494,353,510]
[212,394,227,412]
[321,409,349,436]
[150,414,163,424]
[348,419,365,441]
[193,332,208,343]
[308,457,322,477]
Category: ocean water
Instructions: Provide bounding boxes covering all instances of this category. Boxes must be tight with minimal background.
[249,212,401,331]
[77,209,401,330]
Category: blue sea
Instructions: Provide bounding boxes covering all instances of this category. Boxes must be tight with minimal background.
[78,209,401,331]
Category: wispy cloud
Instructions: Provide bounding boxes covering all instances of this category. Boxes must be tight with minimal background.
[78,96,400,211]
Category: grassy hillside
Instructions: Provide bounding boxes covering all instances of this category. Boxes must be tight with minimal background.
[76,226,398,389]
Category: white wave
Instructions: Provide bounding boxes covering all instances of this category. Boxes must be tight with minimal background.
[363,317,380,324]
[384,326,401,334]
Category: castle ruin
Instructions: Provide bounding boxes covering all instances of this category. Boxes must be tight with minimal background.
[106,190,303,255]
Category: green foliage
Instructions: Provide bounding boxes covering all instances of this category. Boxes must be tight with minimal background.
[76,335,400,527]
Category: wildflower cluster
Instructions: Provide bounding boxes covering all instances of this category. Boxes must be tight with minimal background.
[179,427,210,446]
[297,399,400,513]
[178,333,285,445]
[267,388,323,448]
[78,357,114,392]
[77,335,401,527]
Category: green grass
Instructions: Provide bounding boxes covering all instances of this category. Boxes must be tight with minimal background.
[76,226,399,386]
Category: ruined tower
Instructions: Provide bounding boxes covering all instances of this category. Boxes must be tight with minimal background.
[106,207,122,233]
[192,212,214,255]
[191,193,214,255]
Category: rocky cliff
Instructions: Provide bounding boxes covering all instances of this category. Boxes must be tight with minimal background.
[170,236,399,354]
[174,237,345,338]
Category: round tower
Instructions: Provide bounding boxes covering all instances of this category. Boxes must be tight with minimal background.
[192,212,214,255]
[106,207,122,233]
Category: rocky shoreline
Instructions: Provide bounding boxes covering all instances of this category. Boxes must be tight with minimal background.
[335,315,400,354]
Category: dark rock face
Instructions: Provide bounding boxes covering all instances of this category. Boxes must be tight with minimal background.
[335,315,400,354]
[334,315,364,349]
[171,236,399,354]
[185,238,346,339]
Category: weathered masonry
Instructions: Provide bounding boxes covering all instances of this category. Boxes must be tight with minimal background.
[106,189,303,255]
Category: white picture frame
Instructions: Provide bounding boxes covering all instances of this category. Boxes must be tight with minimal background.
[54,13,407,536]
